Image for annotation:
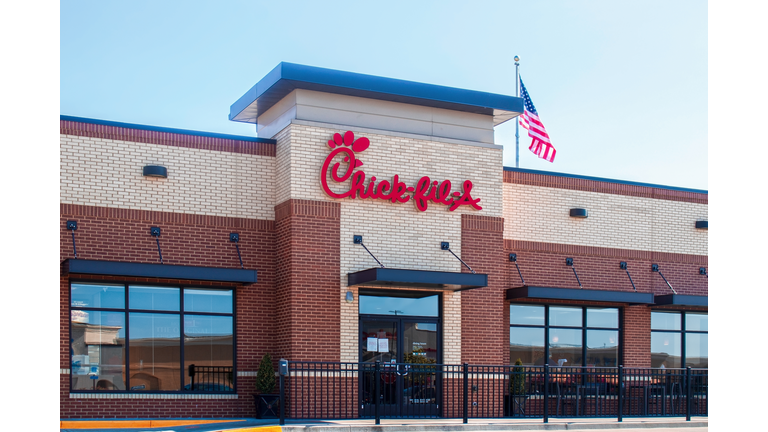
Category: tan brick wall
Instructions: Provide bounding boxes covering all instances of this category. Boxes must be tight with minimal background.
[60,134,275,219]
[503,183,708,255]
[277,123,502,364]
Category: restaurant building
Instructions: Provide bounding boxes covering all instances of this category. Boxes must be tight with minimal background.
[60,62,707,419]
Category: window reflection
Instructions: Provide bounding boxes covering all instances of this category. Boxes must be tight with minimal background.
[129,313,181,391]
[70,311,125,391]
[586,330,618,366]
[129,286,180,311]
[359,295,438,317]
[549,328,582,366]
[184,315,234,391]
[651,332,681,368]
[510,327,545,365]
[71,283,125,309]
[184,289,233,314]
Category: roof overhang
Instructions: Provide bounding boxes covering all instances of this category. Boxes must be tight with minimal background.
[230,62,523,126]
[505,286,655,305]
[653,294,708,307]
[348,268,487,291]
[63,259,257,284]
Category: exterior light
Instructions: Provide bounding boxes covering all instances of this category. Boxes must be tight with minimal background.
[695,220,708,229]
[345,291,354,303]
[143,165,168,178]
[570,208,588,218]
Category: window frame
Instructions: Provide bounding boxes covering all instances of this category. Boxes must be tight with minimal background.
[650,310,708,368]
[68,279,237,394]
[509,303,623,367]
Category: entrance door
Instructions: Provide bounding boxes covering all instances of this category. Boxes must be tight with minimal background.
[360,317,440,417]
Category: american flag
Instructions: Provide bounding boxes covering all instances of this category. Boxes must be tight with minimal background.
[519,77,556,163]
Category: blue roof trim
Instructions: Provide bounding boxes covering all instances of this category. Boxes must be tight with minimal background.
[230,62,523,125]
[503,167,708,194]
[61,115,275,144]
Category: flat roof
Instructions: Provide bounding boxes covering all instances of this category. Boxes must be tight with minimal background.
[61,115,275,143]
[229,62,524,126]
[504,167,708,194]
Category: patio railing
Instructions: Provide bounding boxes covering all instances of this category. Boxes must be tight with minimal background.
[276,362,706,425]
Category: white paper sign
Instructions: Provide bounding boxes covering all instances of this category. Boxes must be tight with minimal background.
[378,338,389,352]
[367,337,378,352]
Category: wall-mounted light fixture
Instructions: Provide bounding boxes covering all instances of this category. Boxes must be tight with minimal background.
[565,258,583,289]
[143,165,168,178]
[150,226,163,264]
[569,208,588,218]
[699,267,708,277]
[695,220,708,229]
[345,291,354,303]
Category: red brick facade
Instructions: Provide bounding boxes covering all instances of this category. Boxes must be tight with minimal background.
[59,118,707,419]
[274,199,341,362]
[60,204,276,418]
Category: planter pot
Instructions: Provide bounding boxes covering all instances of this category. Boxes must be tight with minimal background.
[255,394,280,419]
[504,394,529,416]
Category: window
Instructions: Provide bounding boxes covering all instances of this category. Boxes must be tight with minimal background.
[70,283,234,392]
[509,305,619,367]
[651,311,707,368]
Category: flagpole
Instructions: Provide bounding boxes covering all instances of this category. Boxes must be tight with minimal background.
[514,56,520,168]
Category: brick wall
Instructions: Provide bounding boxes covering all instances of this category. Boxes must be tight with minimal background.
[503,240,707,368]
[274,199,341,361]
[60,204,275,417]
[60,131,276,220]
[460,214,506,364]
[502,183,708,256]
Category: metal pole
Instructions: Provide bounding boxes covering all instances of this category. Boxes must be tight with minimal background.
[686,367,692,421]
[279,374,285,425]
[515,56,520,168]
[543,364,549,423]
[618,365,624,422]
[375,361,381,425]
[463,363,469,424]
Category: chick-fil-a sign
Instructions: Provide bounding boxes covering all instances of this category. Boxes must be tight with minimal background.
[320,131,482,212]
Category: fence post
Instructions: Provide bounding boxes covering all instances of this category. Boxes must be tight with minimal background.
[686,367,692,421]
[617,365,623,422]
[375,361,381,425]
[278,359,287,426]
[543,364,549,423]
[463,363,469,424]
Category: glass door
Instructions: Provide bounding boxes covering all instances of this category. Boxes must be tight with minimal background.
[401,321,439,417]
[359,317,440,417]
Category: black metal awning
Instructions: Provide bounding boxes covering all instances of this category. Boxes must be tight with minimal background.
[653,294,708,307]
[62,259,257,284]
[348,268,488,291]
[505,285,655,305]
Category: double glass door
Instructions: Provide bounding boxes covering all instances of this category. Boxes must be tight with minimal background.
[360,318,440,417]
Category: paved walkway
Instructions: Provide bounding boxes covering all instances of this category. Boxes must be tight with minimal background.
[60,417,708,432]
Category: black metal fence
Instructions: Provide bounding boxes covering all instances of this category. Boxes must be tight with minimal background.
[277,362,706,424]
[187,364,234,392]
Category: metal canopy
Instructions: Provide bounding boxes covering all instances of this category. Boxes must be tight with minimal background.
[653,294,708,307]
[230,62,524,126]
[63,259,257,284]
[505,285,655,305]
[348,268,488,291]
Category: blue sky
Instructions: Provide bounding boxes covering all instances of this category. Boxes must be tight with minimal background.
[60,0,707,190]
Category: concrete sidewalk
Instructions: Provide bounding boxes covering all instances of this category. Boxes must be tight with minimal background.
[60,417,708,432]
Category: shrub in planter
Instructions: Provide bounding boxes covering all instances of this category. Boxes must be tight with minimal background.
[505,358,528,416]
[254,354,279,419]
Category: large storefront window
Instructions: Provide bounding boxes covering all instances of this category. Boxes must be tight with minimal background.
[70,283,234,392]
[651,311,707,368]
[510,305,619,367]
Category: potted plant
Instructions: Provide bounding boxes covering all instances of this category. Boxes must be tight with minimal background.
[508,358,528,416]
[254,353,279,419]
